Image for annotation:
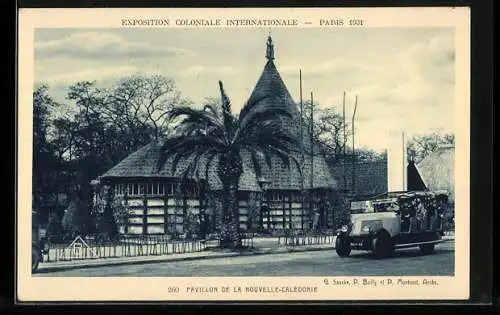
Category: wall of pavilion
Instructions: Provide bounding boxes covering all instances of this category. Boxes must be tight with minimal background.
[97,176,341,236]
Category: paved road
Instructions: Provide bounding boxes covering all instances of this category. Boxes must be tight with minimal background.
[36,241,454,277]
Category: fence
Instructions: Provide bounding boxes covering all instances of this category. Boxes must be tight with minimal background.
[44,235,211,263]
[43,233,255,263]
[277,230,336,247]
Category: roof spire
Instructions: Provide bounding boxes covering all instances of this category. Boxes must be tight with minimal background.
[266,32,274,61]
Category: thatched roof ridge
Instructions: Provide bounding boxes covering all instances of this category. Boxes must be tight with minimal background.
[415,146,454,201]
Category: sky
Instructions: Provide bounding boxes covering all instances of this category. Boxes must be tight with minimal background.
[34,27,455,151]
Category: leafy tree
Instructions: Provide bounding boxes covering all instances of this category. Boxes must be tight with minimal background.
[33,84,64,224]
[354,147,387,163]
[157,81,301,249]
[46,212,64,242]
[407,132,455,163]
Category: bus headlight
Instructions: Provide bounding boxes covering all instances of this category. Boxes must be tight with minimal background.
[360,220,383,234]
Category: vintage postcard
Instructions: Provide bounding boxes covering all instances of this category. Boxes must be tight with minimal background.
[17,7,470,301]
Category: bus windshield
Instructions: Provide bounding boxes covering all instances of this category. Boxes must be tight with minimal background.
[351,198,399,214]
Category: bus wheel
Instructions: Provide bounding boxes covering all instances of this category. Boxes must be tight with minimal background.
[419,243,435,255]
[371,231,394,259]
[335,236,351,257]
[32,247,40,273]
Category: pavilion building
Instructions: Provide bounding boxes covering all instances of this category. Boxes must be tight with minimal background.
[95,35,339,235]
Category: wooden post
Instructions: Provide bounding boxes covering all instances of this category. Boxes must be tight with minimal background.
[310,92,314,228]
[352,95,358,194]
[164,181,168,235]
[282,199,286,230]
[299,69,305,230]
[124,185,129,234]
[143,183,148,235]
[289,191,293,230]
[402,131,406,190]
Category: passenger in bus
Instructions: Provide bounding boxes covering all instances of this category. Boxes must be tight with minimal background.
[415,198,426,231]
[408,198,419,233]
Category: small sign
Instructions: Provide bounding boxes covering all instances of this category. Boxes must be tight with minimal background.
[64,236,99,259]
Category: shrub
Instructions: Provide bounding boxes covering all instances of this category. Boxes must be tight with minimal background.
[97,203,119,240]
[62,199,93,238]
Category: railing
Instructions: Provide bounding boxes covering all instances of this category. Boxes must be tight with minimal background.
[44,235,209,263]
[43,233,255,263]
[277,230,335,246]
[240,232,255,248]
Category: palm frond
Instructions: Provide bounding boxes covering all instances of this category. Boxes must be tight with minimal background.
[157,135,224,172]
[169,106,223,131]
[234,107,293,144]
[240,102,292,128]
[170,149,197,175]
[241,127,299,154]
[257,145,273,170]
[265,145,303,178]
[238,94,273,120]
[248,147,263,179]
[178,150,208,185]
[203,104,220,117]
[218,81,235,137]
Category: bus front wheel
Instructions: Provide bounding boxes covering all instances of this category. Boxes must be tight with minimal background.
[335,235,351,257]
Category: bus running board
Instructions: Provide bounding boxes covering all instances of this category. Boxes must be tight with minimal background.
[395,239,447,249]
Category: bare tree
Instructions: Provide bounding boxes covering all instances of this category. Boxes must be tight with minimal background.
[299,100,350,163]
[108,75,191,139]
[407,132,455,163]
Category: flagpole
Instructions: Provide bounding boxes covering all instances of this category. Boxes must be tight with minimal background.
[352,95,358,194]
[310,92,314,229]
[342,91,346,191]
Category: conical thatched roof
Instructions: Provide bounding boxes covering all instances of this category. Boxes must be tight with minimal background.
[99,35,336,192]
[415,145,454,201]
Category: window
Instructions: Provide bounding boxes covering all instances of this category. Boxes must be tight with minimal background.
[123,183,146,196]
[115,184,125,196]
[270,192,284,201]
[147,183,153,195]
[159,183,164,195]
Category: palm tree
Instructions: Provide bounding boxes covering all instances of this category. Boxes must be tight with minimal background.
[157,81,302,249]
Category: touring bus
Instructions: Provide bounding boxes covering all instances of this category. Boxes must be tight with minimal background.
[335,191,449,259]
